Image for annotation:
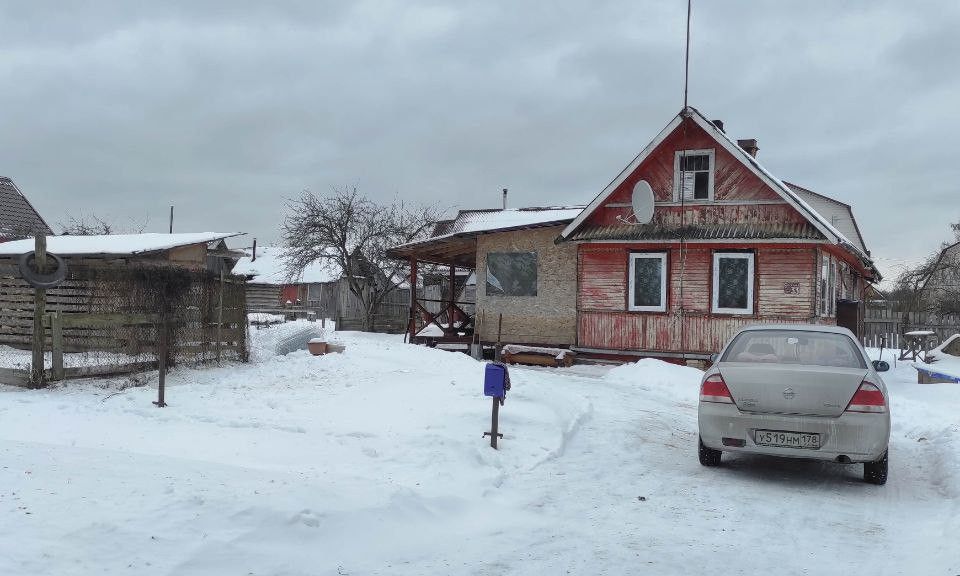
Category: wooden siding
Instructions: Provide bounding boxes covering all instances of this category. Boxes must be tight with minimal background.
[0,258,247,359]
[578,312,833,355]
[246,283,281,312]
[577,243,823,354]
[336,281,409,332]
[590,202,807,230]
[602,117,780,204]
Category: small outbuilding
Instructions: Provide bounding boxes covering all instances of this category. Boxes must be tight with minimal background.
[233,245,410,332]
[0,232,248,386]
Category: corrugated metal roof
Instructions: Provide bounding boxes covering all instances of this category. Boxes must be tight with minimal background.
[568,221,824,242]
[442,206,584,236]
[0,177,52,240]
[784,182,869,255]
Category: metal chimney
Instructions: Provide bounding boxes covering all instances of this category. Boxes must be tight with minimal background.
[252,238,257,261]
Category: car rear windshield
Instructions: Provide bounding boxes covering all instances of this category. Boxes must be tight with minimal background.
[721,330,866,369]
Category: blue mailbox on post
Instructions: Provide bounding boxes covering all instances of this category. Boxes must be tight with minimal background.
[484,363,507,398]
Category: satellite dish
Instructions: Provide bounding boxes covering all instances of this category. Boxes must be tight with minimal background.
[631,180,655,224]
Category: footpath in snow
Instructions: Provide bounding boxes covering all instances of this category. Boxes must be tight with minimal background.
[0,322,957,575]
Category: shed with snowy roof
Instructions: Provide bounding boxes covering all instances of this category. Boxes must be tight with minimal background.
[0,232,249,382]
[233,245,410,332]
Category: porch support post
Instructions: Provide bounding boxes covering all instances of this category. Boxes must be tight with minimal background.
[448,264,456,331]
[408,258,418,340]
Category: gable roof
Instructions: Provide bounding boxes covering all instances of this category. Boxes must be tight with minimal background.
[233,246,341,285]
[784,182,869,255]
[0,232,243,257]
[0,177,52,241]
[558,106,877,277]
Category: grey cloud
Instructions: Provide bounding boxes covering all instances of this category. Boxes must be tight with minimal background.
[0,0,955,282]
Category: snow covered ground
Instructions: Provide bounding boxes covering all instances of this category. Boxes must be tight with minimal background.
[0,324,957,575]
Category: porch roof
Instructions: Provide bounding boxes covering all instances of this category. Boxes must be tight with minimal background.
[388,206,583,267]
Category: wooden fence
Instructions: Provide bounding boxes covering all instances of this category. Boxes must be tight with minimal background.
[862,305,960,348]
[0,258,248,387]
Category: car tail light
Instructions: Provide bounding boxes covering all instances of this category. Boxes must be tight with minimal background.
[700,374,734,404]
[845,380,887,413]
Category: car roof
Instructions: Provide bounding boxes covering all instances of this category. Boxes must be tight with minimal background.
[732,324,857,338]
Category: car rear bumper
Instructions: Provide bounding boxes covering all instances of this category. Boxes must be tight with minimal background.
[698,402,890,463]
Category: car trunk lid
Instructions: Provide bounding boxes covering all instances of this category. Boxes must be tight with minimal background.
[719,364,867,417]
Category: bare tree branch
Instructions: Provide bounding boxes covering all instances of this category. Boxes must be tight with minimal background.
[59,214,148,236]
[281,186,439,331]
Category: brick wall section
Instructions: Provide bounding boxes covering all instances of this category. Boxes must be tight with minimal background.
[476,226,577,346]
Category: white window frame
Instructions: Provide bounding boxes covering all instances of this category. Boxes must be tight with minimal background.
[712,252,755,315]
[673,148,716,202]
[628,252,668,312]
[820,255,837,317]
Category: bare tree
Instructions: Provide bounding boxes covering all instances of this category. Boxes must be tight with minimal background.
[895,219,960,315]
[282,186,439,331]
[59,214,147,236]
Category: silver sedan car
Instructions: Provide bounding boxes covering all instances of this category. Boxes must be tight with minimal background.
[698,325,891,485]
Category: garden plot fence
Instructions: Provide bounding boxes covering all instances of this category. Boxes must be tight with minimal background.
[862,305,960,349]
[0,258,248,387]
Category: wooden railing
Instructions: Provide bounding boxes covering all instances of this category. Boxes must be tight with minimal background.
[409,297,475,340]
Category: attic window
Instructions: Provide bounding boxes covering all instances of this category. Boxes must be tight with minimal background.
[674,149,715,201]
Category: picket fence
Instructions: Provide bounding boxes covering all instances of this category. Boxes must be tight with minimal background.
[862,306,960,348]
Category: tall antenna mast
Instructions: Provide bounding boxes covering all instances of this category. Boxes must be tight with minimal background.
[683,0,692,109]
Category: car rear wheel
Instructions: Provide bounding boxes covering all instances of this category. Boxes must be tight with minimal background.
[863,451,888,485]
[699,436,722,467]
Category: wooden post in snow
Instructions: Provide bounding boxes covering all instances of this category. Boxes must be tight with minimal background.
[30,235,47,388]
[51,311,64,381]
[154,311,168,408]
[216,268,225,364]
[448,264,456,332]
[407,258,418,341]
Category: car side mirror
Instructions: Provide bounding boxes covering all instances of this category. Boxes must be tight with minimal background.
[872,360,890,373]
[709,353,719,364]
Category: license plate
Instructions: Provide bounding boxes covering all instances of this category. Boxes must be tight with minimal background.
[754,430,820,449]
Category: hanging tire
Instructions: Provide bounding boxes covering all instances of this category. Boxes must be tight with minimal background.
[699,436,722,467]
[863,450,888,485]
[18,251,68,289]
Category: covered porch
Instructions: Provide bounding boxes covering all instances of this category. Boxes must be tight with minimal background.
[388,234,477,347]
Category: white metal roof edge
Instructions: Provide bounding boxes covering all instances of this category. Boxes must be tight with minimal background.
[0,232,245,257]
[390,210,582,252]
[127,232,245,254]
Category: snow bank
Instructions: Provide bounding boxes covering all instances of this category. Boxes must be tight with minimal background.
[605,357,704,385]
[0,345,147,370]
[0,339,957,574]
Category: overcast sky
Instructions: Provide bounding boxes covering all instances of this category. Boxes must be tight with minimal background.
[1,1,957,283]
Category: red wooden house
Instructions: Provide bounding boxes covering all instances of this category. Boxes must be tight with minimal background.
[558,107,880,362]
